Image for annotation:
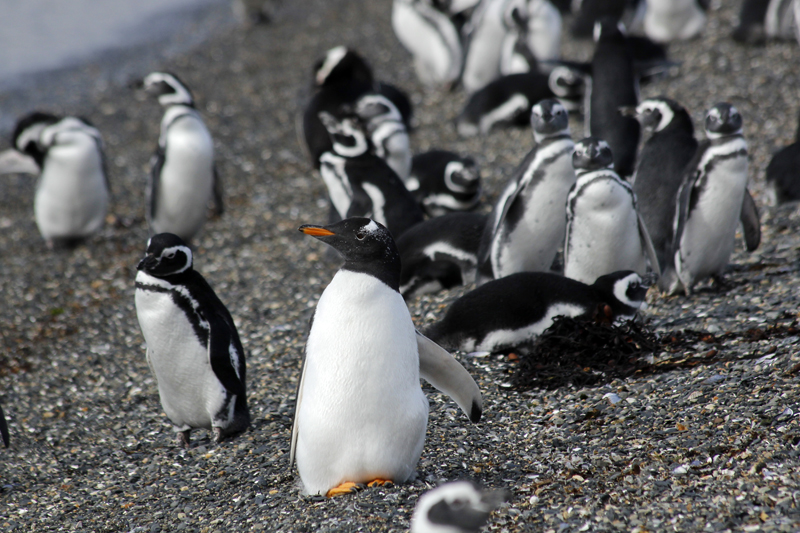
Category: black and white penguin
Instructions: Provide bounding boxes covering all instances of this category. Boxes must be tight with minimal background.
[142,71,222,243]
[624,97,698,271]
[354,93,412,181]
[410,481,510,533]
[733,0,798,44]
[477,99,576,282]
[643,0,708,43]
[292,217,482,497]
[134,233,250,448]
[660,103,761,295]
[424,270,650,353]
[407,150,483,216]
[765,111,800,205]
[317,111,424,238]
[397,212,488,298]
[456,67,583,137]
[0,112,109,248]
[570,0,645,38]
[0,404,8,448]
[563,137,659,285]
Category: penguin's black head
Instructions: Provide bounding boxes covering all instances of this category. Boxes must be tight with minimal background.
[312,46,373,89]
[547,67,584,109]
[591,270,652,320]
[137,233,194,277]
[531,99,570,141]
[354,93,402,126]
[142,71,195,107]
[12,111,60,166]
[300,217,401,291]
[705,103,743,138]
[572,137,614,172]
[318,110,370,157]
[444,157,481,197]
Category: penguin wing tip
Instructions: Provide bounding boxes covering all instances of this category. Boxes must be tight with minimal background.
[470,400,482,423]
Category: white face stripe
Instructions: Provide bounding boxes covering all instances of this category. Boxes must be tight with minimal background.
[363,220,380,234]
[331,120,368,157]
[443,161,472,193]
[356,94,402,124]
[161,244,193,274]
[40,118,102,147]
[613,273,643,308]
[637,100,674,132]
[316,46,348,86]
[479,93,529,134]
[548,67,578,97]
[144,72,193,107]
[16,123,49,151]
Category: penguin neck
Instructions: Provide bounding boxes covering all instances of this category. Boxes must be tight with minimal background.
[341,256,401,293]
[534,131,571,146]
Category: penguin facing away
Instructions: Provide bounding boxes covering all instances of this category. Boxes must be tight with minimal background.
[142,71,223,243]
[660,103,761,295]
[766,110,800,205]
[410,480,510,533]
[134,233,250,448]
[293,218,482,497]
[406,150,483,216]
[424,270,650,353]
[563,137,660,285]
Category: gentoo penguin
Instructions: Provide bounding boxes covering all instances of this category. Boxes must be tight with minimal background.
[397,212,488,298]
[392,0,463,87]
[456,67,583,137]
[293,218,482,497]
[765,111,800,205]
[424,270,650,353]
[643,0,708,43]
[563,138,659,285]
[407,150,483,216]
[134,233,250,447]
[142,71,222,243]
[623,97,698,271]
[477,99,576,283]
[0,112,109,248]
[733,0,798,43]
[410,481,510,533]
[660,103,761,295]
[317,111,424,238]
[570,0,645,38]
[0,404,8,448]
[354,93,412,181]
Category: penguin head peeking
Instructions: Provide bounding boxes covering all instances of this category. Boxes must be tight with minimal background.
[312,46,373,89]
[137,233,194,278]
[705,103,743,138]
[11,111,61,168]
[630,98,674,133]
[142,72,195,108]
[317,111,370,157]
[572,137,614,172]
[531,99,570,142]
[591,270,653,321]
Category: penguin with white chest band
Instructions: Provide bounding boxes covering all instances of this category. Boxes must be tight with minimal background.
[477,99,576,283]
[0,112,109,248]
[563,138,660,285]
[293,217,482,497]
[141,71,222,243]
[134,233,249,448]
[643,0,708,43]
[407,150,483,216]
[660,103,761,296]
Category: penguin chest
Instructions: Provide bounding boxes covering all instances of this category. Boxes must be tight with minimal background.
[319,154,353,219]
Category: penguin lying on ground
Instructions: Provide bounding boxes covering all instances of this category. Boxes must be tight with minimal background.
[410,480,510,533]
[0,112,109,248]
[293,218,482,497]
[141,71,222,243]
[134,233,250,448]
[406,150,483,216]
[424,270,651,353]
[766,110,800,205]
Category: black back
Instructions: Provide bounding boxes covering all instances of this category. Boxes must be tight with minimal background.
[409,150,481,214]
[459,72,554,128]
[571,0,632,37]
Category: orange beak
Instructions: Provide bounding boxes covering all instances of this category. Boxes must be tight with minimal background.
[299,225,335,237]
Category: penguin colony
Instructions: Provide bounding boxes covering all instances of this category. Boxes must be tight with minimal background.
[1,0,799,529]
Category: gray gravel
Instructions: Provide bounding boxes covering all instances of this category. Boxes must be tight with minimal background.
[2,0,800,531]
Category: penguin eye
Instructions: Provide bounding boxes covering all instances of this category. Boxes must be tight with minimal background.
[167,252,176,259]
[356,230,366,240]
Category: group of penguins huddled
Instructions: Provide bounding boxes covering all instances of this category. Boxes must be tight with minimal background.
[2,1,800,530]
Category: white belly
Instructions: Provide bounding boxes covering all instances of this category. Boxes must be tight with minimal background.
[296,271,429,495]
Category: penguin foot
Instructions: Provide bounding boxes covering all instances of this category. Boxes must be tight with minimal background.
[367,478,393,488]
[325,482,367,498]
[177,430,191,449]
[213,426,224,444]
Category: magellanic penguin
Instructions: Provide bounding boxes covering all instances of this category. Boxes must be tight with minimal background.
[354,93,412,182]
[498,0,562,76]
[134,233,249,447]
[317,110,424,238]
[424,270,651,353]
[0,112,109,248]
[660,103,761,296]
[407,150,483,216]
[643,0,708,43]
[456,67,584,137]
[397,212,488,298]
[622,97,698,271]
[293,217,483,497]
[733,0,799,44]
[569,0,645,38]
[410,481,510,533]
[765,110,800,205]
[563,138,660,285]
[142,71,222,243]
[476,99,576,283]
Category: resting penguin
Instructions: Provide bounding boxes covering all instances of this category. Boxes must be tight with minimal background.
[765,111,800,205]
[397,212,488,298]
[622,97,698,271]
[410,481,510,533]
[142,71,222,243]
[293,217,483,497]
[134,233,250,448]
[424,270,651,353]
[660,103,761,296]
[407,150,483,216]
[643,0,708,43]
[476,99,576,283]
[563,137,660,285]
[354,93,412,182]
[0,112,109,248]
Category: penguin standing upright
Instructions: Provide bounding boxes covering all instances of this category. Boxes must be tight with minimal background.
[624,97,698,270]
[660,103,761,295]
[406,150,483,216]
[477,99,576,283]
[0,112,109,247]
[643,0,707,43]
[563,137,659,285]
[292,218,482,497]
[134,233,250,447]
[142,72,222,243]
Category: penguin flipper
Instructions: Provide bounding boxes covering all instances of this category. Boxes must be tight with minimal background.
[0,404,8,448]
[0,149,39,175]
[740,188,761,252]
[206,309,247,399]
[637,212,661,278]
[416,331,482,423]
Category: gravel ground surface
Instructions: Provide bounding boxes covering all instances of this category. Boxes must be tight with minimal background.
[1,1,800,531]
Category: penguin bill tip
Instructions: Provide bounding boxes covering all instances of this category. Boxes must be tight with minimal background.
[299,225,335,237]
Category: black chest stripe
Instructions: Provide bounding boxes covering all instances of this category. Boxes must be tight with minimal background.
[136,281,210,347]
